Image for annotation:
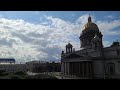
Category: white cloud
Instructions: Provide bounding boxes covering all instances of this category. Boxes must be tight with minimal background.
[97,20,120,35]
[76,14,95,25]
[103,41,112,47]
[105,15,115,19]
[0,14,119,63]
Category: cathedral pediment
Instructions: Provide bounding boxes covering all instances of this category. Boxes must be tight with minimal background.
[65,53,84,59]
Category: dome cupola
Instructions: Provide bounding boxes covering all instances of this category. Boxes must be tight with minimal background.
[83,15,99,31]
[79,15,103,49]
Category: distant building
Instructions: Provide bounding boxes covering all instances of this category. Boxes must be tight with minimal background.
[0,59,61,73]
[0,58,28,73]
[26,61,47,73]
[61,16,120,79]
[0,58,15,64]
[26,61,61,73]
[46,61,61,72]
[0,64,27,73]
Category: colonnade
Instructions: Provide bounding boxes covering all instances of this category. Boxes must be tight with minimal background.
[63,61,93,78]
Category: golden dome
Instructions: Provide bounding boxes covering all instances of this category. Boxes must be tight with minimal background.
[83,15,99,30]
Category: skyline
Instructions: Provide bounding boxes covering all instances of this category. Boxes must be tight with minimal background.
[0,11,120,63]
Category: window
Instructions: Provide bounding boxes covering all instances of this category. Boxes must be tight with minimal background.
[116,50,120,56]
[108,63,115,75]
[95,42,97,50]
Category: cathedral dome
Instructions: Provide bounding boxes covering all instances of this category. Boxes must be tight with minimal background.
[83,15,99,31]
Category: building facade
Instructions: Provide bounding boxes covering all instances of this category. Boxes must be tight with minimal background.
[0,58,28,73]
[26,61,61,73]
[26,61,48,73]
[61,16,120,79]
[0,60,61,73]
[0,58,15,64]
[0,64,27,73]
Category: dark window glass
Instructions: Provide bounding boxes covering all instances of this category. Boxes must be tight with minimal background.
[108,63,115,75]
[116,50,120,55]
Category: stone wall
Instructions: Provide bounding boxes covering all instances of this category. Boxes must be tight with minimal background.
[93,60,105,78]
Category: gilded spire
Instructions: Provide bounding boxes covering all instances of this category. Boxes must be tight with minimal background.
[88,14,92,22]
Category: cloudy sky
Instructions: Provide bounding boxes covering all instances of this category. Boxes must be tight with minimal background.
[0,11,120,63]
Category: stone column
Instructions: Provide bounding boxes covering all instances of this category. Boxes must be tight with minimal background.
[91,62,93,77]
[80,62,81,76]
[74,62,76,75]
[78,62,80,76]
[72,62,74,75]
[65,62,66,75]
[61,62,64,73]
[66,48,67,53]
[68,63,69,75]
[84,62,86,77]
[86,62,89,77]
[89,62,92,77]
[73,62,75,75]
[64,62,65,74]
[80,62,82,77]
[73,62,76,75]
[69,62,71,75]
[63,62,65,74]
[68,48,70,53]
[67,62,69,75]
[71,62,72,75]
[77,62,79,76]
[88,62,90,77]
[75,62,77,75]
[66,62,67,75]
[71,47,72,52]
[71,63,72,75]
[82,62,84,77]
